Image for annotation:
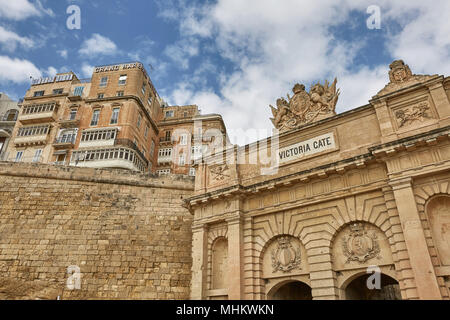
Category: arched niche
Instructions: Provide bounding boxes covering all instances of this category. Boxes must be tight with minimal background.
[211,237,228,290]
[426,195,450,266]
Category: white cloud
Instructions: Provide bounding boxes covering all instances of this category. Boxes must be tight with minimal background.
[0,26,34,52]
[164,38,199,70]
[58,49,68,59]
[44,66,58,78]
[81,63,94,78]
[159,0,450,140]
[0,56,41,84]
[0,0,52,20]
[79,34,118,57]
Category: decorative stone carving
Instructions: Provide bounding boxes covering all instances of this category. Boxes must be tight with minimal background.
[210,164,230,181]
[395,101,431,127]
[376,60,437,97]
[389,59,414,83]
[342,223,381,264]
[271,236,302,273]
[269,79,340,132]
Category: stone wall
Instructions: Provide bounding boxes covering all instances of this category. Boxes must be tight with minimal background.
[0,162,194,299]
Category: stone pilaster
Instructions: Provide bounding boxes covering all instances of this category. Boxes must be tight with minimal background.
[390,178,442,299]
[226,215,244,299]
[190,223,208,300]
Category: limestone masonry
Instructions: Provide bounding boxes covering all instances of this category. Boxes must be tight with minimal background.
[1,59,450,300]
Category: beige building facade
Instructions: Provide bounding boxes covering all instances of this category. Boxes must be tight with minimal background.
[186,60,450,300]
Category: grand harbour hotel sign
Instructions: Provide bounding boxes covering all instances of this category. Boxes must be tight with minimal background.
[94,62,146,73]
[277,132,337,164]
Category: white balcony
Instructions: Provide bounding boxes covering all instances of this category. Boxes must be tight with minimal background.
[157,156,173,165]
[14,134,49,146]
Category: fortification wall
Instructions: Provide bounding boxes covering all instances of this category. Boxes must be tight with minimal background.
[0,162,194,299]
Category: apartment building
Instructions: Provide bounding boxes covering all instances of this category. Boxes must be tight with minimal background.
[67,62,161,172]
[0,93,20,157]
[5,61,229,175]
[6,72,79,164]
[157,105,229,176]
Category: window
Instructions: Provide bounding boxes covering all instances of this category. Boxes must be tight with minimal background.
[165,110,174,118]
[98,93,104,99]
[110,108,120,124]
[184,112,188,118]
[116,91,124,97]
[118,75,127,85]
[81,128,116,142]
[33,149,42,162]
[179,154,186,166]
[15,151,23,162]
[52,88,63,95]
[5,110,18,121]
[150,140,155,157]
[17,125,49,137]
[158,148,172,158]
[69,109,77,120]
[165,131,171,141]
[91,110,100,126]
[148,97,152,105]
[99,76,108,87]
[180,134,188,146]
[0,141,3,153]
[74,86,84,96]
[33,91,44,97]
[137,114,142,128]
[141,83,146,95]
[144,125,149,138]
[189,168,196,176]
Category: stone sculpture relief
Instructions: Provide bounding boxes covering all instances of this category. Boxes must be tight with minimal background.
[376,60,436,96]
[270,79,340,132]
[342,223,381,264]
[210,164,230,181]
[395,101,431,127]
[271,236,302,273]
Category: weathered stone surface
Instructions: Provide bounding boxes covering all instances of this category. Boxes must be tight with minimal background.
[0,162,194,300]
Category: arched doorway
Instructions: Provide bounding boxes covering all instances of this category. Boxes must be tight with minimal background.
[344,273,401,300]
[268,281,312,300]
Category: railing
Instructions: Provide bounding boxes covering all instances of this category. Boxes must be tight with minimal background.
[54,136,76,144]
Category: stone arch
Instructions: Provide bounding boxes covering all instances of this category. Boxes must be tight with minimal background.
[258,234,309,299]
[331,220,396,299]
[266,279,312,300]
[340,268,401,300]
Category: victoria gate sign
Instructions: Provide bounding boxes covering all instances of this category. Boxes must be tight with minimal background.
[278,132,337,164]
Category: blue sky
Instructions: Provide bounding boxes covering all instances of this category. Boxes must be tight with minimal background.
[0,0,449,142]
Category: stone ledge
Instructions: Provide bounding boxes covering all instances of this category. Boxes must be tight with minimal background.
[0,161,195,190]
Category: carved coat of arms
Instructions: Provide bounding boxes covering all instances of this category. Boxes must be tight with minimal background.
[270,79,340,132]
[342,223,381,264]
[271,236,302,273]
[210,164,230,181]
